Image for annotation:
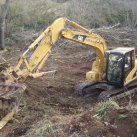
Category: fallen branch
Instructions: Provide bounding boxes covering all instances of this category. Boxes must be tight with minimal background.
[0,58,12,65]
[92,23,120,31]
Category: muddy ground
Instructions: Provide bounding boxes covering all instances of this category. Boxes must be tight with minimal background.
[0,28,137,137]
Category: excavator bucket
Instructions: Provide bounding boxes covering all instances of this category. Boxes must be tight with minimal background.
[0,82,26,129]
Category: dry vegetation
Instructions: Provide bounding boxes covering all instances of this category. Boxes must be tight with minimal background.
[67,0,137,28]
[3,0,137,47]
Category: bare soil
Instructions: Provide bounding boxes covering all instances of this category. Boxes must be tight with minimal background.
[0,29,137,137]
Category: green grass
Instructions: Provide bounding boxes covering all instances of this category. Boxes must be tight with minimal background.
[23,121,55,137]
[94,99,119,120]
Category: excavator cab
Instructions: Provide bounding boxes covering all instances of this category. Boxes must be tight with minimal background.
[106,48,135,86]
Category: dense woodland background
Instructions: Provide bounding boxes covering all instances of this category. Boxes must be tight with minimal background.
[0,0,136,47]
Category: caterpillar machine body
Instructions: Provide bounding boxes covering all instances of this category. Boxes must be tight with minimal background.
[0,17,137,128]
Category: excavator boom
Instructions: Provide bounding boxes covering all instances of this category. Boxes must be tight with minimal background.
[4,17,108,83]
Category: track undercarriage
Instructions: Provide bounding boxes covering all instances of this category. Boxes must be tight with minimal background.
[74,80,137,101]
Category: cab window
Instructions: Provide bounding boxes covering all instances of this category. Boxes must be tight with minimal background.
[124,52,134,77]
[107,54,123,83]
[124,52,131,72]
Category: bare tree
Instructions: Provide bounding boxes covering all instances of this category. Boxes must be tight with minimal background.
[0,0,10,50]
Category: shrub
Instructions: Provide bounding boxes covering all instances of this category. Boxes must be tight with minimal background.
[94,99,119,120]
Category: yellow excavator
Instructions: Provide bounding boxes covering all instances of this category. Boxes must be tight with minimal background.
[0,17,137,128]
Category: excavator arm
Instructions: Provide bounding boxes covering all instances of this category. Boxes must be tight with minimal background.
[4,17,108,83]
[4,18,67,82]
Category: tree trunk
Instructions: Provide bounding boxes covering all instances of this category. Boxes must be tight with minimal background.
[0,0,10,50]
[0,21,5,50]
